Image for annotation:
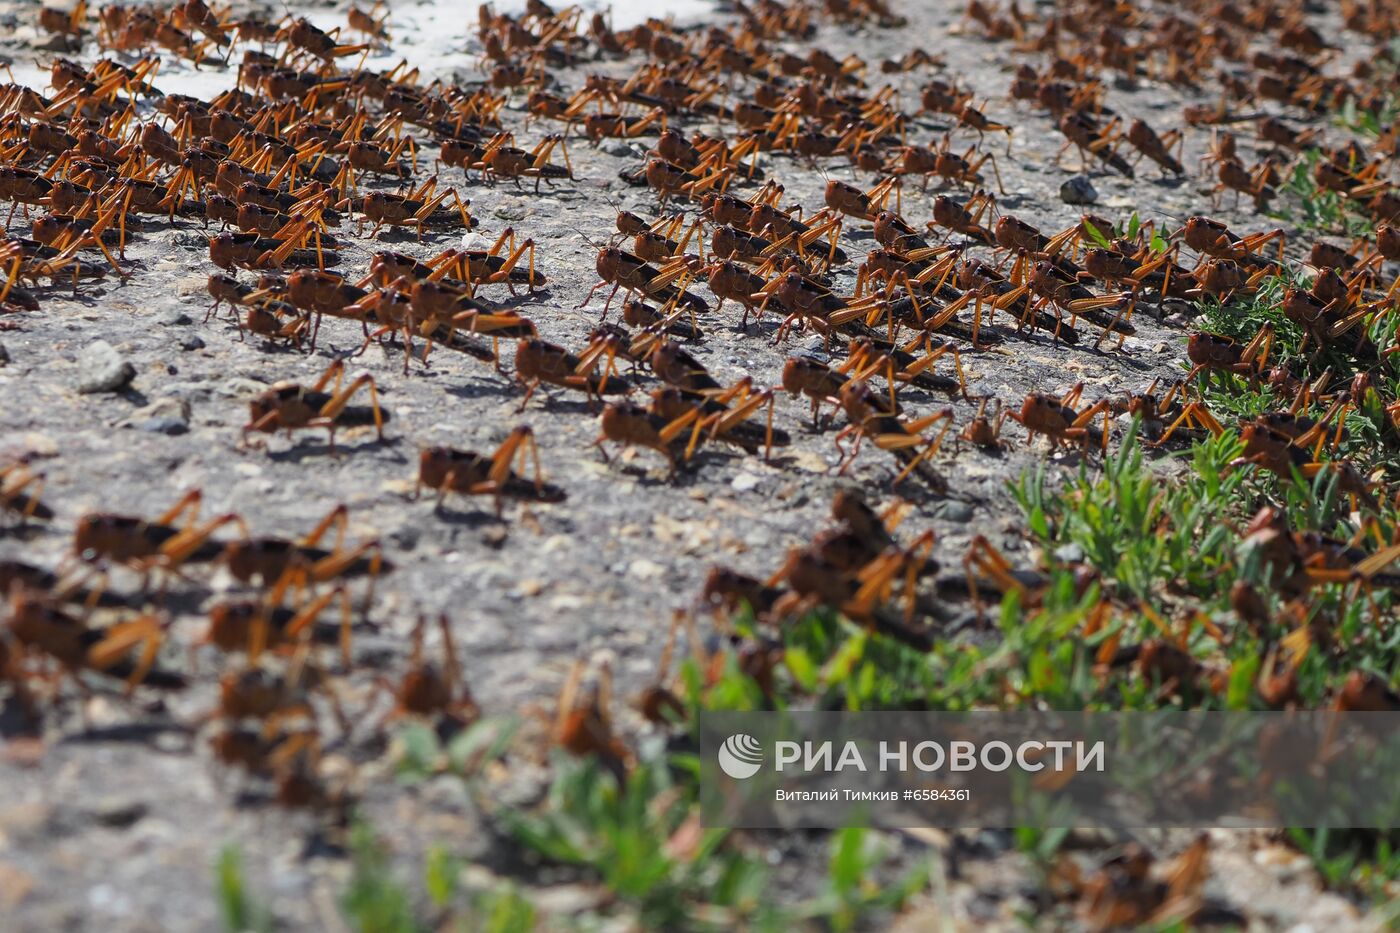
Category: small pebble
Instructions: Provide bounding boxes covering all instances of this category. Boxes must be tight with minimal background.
[180,335,206,351]
[731,472,761,492]
[123,399,191,436]
[138,417,189,436]
[1059,174,1098,205]
[0,342,9,366]
[629,558,665,579]
[158,309,192,326]
[76,341,136,394]
[90,798,147,829]
[936,500,975,523]
[390,526,421,550]
[160,380,212,402]
[166,231,208,249]
[219,377,268,398]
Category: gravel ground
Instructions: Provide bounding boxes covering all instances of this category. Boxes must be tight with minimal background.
[0,0,1388,928]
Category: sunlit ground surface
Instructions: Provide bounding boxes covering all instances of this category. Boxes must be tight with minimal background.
[9,0,717,97]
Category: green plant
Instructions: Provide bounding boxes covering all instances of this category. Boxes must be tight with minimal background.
[1271,148,1374,237]
[797,827,931,933]
[505,756,778,931]
[1336,93,1400,139]
[396,717,519,783]
[424,846,462,909]
[1015,826,1069,865]
[1014,422,1246,609]
[1287,828,1400,899]
[216,846,273,933]
[343,822,421,933]
[465,885,538,933]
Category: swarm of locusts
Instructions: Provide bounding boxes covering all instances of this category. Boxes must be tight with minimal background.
[7,0,1400,915]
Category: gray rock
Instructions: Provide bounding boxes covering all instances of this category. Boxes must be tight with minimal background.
[0,342,9,366]
[1059,175,1098,205]
[936,500,975,523]
[167,231,208,249]
[731,472,762,492]
[90,798,147,829]
[219,377,268,398]
[180,335,206,351]
[123,398,191,435]
[76,341,136,394]
[422,774,473,813]
[138,417,189,436]
[948,610,983,633]
[605,142,637,158]
[160,380,213,402]
[390,526,421,550]
[1053,543,1085,564]
[158,309,193,326]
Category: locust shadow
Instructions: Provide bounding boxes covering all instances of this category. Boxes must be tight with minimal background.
[57,720,194,748]
[372,227,467,247]
[515,395,602,417]
[441,379,520,402]
[0,523,49,542]
[494,288,554,309]
[264,435,402,464]
[423,501,512,533]
[0,695,40,739]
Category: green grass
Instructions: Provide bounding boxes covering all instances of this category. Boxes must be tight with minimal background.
[504,756,765,930]
[1080,211,1173,257]
[1006,416,1400,892]
[1014,420,1400,707]
[343,823,420,933]
[1270,148,1376,237]
[394,717,519,783]
[210,800,928,931]
[1287,828,1400,899]
[1336,95,1400,139]
[1015,423,1245,606]
[1189,261,1400,481]
[464,887,537,933]
[498,753,927,931]
[424,846,462,909]
[801,827,932,932]
[216,847,273,933]
[1194,272,1309,368]
[343,827,539,933]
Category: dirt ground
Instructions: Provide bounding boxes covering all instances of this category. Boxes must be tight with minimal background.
[0,0,1387,928]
